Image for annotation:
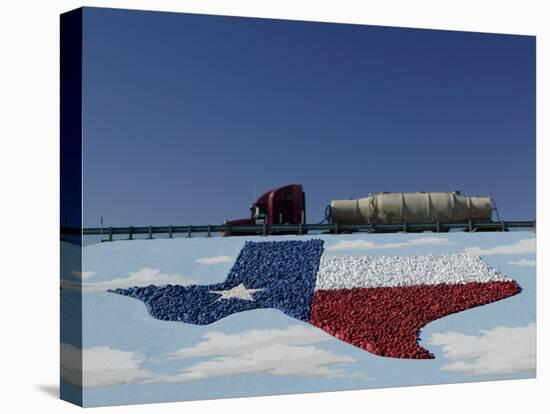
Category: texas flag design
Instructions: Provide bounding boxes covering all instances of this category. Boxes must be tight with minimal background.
[110,239,520,359]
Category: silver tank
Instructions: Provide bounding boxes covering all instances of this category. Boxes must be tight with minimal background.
[330,192,493,224]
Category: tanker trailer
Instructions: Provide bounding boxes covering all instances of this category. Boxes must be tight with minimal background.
[330,191,493,225]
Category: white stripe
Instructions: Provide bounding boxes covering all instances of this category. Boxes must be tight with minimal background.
[315,254,511,290]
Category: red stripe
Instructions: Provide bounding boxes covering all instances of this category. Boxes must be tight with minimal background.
[309,281,521,359]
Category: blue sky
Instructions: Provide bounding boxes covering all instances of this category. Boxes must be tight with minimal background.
[81,8,535,228]
[60,231,535,406]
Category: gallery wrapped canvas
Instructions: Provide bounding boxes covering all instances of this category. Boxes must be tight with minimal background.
[60,7,536,407]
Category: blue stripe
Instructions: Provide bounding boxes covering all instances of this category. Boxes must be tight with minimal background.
[110,239,324,324]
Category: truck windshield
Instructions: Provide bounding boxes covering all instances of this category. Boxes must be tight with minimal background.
[251,206,266,219]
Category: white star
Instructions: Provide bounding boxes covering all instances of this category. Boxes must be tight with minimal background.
[210,283,263,301]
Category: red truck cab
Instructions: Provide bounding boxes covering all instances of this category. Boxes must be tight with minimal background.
[224,184,306,231]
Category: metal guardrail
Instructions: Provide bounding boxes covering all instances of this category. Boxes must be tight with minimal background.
[61,220,535,242]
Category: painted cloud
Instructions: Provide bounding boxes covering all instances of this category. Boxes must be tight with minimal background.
[508,259,536,267]
[428,323,535,376]
[169,325,330,358]
[61,268,196,292]
[167,325,359,381]
[61,326,359,388]
[61,343,158,387]
[194,255,235,265]
[463,238,535,256]
[71,271,96,279]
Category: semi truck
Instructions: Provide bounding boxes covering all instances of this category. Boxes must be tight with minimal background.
[224,184,495,234]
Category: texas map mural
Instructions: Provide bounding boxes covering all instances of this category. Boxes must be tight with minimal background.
[61,232,536,407]
[110,239,520,360]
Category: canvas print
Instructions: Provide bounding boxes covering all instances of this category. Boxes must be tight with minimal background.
[60,7,536,407]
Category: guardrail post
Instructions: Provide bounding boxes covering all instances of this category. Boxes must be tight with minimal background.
[188,225,192,238]
[501,221,507,232]
[168,225,173,238]
[148,226,153,239]
[298,223,303,235]
[207,225,211,238]
[468,219,473,232]
[334,222,338,234]
[436,221,440,233]
[262,222,267,236]
[128,226,133,240]
[108,227,113,242]
[226,224,231,237]
[403,222,407,232]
